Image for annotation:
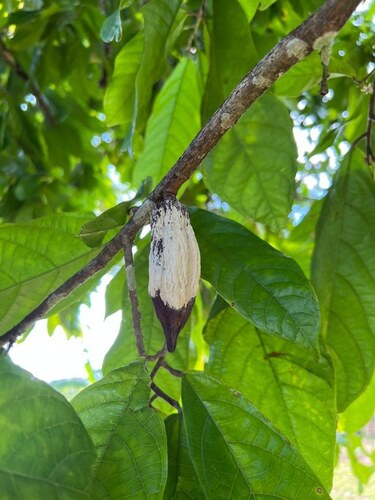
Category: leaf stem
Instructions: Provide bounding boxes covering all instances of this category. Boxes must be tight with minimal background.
[123,238,146,357]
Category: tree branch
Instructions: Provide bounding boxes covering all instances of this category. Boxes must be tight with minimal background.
[0,0,362,348]
[123,237,146,357]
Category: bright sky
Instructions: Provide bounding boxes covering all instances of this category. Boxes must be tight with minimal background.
[9,279,121,382]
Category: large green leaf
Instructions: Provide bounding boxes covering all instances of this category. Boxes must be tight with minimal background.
[136,0,182,127]
[104,0,181,129]
[163,414,205,500]
[0,213,102,337]
[0,354,95,497]
[133,58,202,186]
[202,0,257,120]
[104,33,144,127]
[190,209,320,353]
[182,372,330,499]
[311,149,375,411]
[340,372,375,434]
[71,362,167,499]
[205,306,336,489]
[203,94,297,231]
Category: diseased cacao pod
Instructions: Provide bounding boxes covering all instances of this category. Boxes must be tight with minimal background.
[148,196,200,352]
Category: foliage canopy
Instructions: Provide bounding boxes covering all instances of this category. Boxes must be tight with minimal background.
[0,0,374,497]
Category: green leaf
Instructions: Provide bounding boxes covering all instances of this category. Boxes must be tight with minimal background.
[340,372,375,434]
[311,149,375,411]
[0,213,103,337]
[203,94,297,230]
[0,355,95,497]
[104,32,144,128]
[104,0,181,130]
[136,0,182,127]
[205,306,336,490]
[259,0,278,9]
[281,199,324,277]
[100,10,122,43]
[190,209,320,353]
[79,176,152,248]
[105,266,125,318]
[202,0,257,120]
[79,202,130,248]
[237,0,259,22]
[274,52,354,98]
[71,362,167,499]
[273,53,321,97]
[163,414,205,500]
[182,372,330,499]
[133,57,202,186]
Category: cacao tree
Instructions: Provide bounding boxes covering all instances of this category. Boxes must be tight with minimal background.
[0,0,374,497]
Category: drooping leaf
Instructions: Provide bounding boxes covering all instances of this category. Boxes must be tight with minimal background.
[205,306,336,489]
[100,10,122,43]
[202,0,257,120]
[104,32,144,127]
[340,372,375,434]
[136,0,182,126]
[104,0,181,130]
[311,149,375,411]
[163,414,205,500]
[182,372,330,499]
[0,354,95,497]
[0,213,103,337]
[203,94,297,231]
[71,362,167,499]
[190,209,320,353]
[133,57,202,186]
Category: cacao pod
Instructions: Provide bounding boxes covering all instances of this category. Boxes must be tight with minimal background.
[148,196,200,352]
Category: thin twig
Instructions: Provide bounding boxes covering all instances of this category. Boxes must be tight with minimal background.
[365,79,375,167]
[149,356,184,379]
[186,3,205,53]
[0,0,362,348]
[149,382,182,413]
[160,360,184,377]
[0,40,56,127]
[320,62,330,96]
[351,79,375,171]
[146,345,167,361]
[149,356,164,380]
[123,238,146,357]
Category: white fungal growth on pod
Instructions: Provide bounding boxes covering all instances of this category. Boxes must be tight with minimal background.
[148,196,200,352]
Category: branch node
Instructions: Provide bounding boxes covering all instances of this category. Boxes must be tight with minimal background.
[149,382,182,413]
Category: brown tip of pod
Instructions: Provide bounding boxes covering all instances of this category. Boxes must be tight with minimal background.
[152,292,195,352]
